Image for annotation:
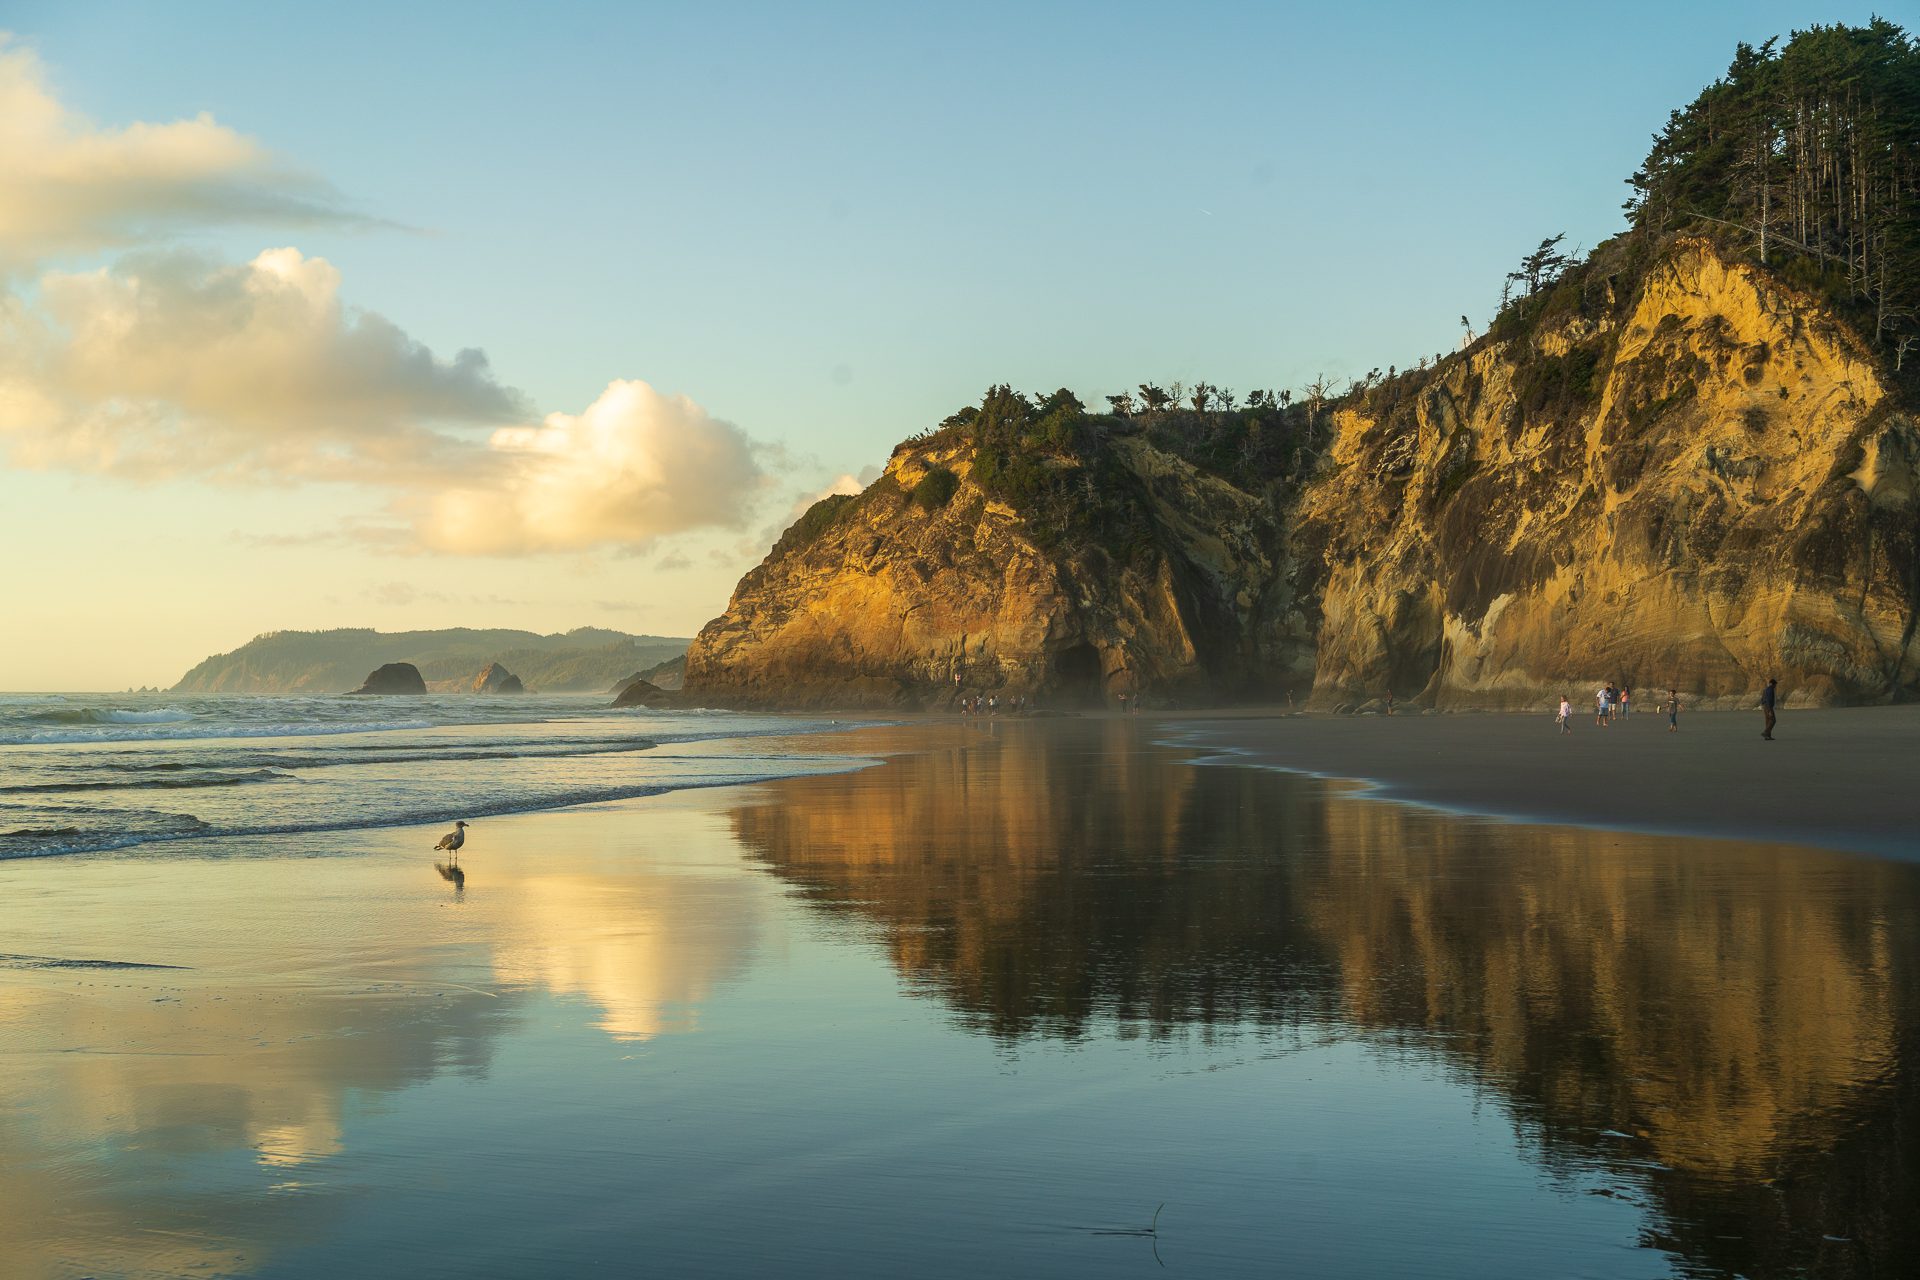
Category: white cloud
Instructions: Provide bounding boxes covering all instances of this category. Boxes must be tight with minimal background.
[0,35,374,267]
[0,247,525,480]
[418,379,766,555]
[0,42,773,559]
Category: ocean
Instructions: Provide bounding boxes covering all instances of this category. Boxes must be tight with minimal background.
[0,692,865,861]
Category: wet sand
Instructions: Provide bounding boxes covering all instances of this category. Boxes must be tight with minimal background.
[5,718,1919,1278]
[1173,705,1920,859]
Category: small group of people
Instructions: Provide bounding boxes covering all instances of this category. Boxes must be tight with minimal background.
[1116,693,1143,714]
[1588,682,1632,725]
[1555,677,1778,737]
[1557,684,1674,734]
[959,693,1032,716]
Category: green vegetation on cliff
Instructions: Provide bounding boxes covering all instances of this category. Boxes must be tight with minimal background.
[1628,20,1920,370]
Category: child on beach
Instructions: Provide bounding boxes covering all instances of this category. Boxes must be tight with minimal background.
[1595,687,1608,726]
[1557,695,1572,734]
[1665,688,1680,732]
[1620,686,1631,719]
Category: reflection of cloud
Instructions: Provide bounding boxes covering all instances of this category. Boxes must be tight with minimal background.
[0,976,515,1277]
[487,865,762,1041]
[418,380,765,556]
[0,35,379,268]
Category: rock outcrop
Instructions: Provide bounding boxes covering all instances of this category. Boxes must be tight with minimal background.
[685,424,1307,709]
[349,662,427,695]
[471,663,525,694]
[611,677,669,708]
[685,235,1919,711]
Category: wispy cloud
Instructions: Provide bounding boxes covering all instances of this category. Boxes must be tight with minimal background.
[0,35,382,269]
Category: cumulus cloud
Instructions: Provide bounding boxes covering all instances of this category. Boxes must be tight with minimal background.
[418,380,766,555]
[0,35,374,267]
[0,40,773,558]
[0,246,526,480]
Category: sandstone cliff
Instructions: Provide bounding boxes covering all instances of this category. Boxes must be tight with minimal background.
[685,400,1314,708]
[1297,237,1919,708]
[686,234,1918,711]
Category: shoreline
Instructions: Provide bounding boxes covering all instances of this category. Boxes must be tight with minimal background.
[1166,705,1920,861]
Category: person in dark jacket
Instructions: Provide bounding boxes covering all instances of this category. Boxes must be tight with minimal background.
[1760,677,1778,740]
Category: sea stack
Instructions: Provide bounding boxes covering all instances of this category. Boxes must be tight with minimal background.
[472,662,525,694]
[350,662,427,695]
[611,677,667,708]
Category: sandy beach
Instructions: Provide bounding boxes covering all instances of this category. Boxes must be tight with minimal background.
[5,716,1919,1278]
[1173,705,1920,859]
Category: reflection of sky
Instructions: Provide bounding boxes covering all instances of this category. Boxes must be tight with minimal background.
[3,724,1917,1278]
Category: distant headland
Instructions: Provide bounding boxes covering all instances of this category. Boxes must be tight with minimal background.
[173,627,689,695]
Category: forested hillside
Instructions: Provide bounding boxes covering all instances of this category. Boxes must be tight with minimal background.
[174,627,690,693]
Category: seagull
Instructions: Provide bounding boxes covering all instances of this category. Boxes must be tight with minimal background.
[434,820,469,860]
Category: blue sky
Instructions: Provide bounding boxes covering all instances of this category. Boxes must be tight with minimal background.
[0,1,1896,687]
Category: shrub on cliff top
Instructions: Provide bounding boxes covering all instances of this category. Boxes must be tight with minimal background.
[910,466,960,510]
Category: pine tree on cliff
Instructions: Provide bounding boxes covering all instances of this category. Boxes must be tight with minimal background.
[1626,20,1920,361]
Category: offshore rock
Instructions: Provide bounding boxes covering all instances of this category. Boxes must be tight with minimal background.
[349,662,427,695]
[471,663,525,694]
[611,677,669,708]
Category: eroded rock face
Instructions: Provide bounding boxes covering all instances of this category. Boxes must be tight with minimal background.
[684,434,1309,709]
[472,663,524,694]
[1298,239,1919,708]
[349,663,426,695]
[687,239,1919,710]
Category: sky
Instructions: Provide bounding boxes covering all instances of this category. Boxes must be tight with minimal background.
[0,0,1896,690]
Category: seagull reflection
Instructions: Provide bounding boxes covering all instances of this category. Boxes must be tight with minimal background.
[434,861,466,897]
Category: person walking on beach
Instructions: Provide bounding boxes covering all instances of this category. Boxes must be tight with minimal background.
[1595,686,1608,726]
[1620,686,1631,720]
[1557,695,1572,734]
[1666,688,1680,732]
[1761,677,1778,740]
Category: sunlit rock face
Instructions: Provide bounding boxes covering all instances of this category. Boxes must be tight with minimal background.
[689,238,1919,708]
[685,435,1306,709]
[1300,238,1920,709]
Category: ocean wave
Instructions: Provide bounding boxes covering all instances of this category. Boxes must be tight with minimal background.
[0,769,296,795]
[0,753,873,861]
[0,719,438,746]
[32,707,196,725]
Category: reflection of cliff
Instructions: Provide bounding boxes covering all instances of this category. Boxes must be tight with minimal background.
[1298,800,1920,1278]
[731,722,1920,1279]
[732,722,1331,1039]
[0,977,516,1280]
